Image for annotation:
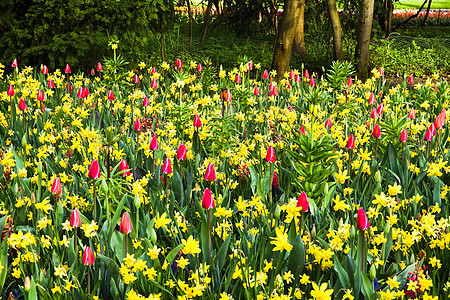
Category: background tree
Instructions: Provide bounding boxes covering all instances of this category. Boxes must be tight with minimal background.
[327,0,343,60]
[292,0,306,56]
[355,0,375,79]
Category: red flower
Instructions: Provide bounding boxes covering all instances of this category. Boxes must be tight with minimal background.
[48,79,55,88]
[324,118,332,130]
[119,159,131,177]
[424,128,433,141]
[70,209,82,228]
[272,171,279,188]
[368,93,375,105]
[134,118,142,131]
[346,134,355,149]
[289,70,295,80]
[266,145,276,163]
[107,90,115,100]
[65,64,71,74]
[51,177,62,196]
[77,87,85,98]
[82,246,95,265]
[162,157,172,174]
[19,98,27,111]
[407,74,414,84]
[378,67,384,76]
[151,78,158,89]
[408,107,415,119]
[119,212,132,235]
[310,77,316,87]
[133,74,139,84]
[298,126,306,135]
[84,87,89,97]
[372,124,381,139]
[296,191,309,212]
[399,129,408,143]
[88,160,101,179]
[97,62,103,72]
[150,136,159,151]
[205,163,216,181]
[357,207,370,230]
[347,77,353,87]
[37,90,44,101]
[11,58,18,68]
[177,143,187,160]
[193,114,202,128]
[377,103,384,115]
[235,74,241,83]
[253,86,260,96]
[197,63,202,72]
[304,69,309,79]
[41,65,48,74]
[143,96,149,107]
[202,188,215,210]
[7,84,14,96]
[262,70,269,79]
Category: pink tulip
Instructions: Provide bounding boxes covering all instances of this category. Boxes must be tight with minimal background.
[7,84,14,96]
[399,130,407,143]
[407,74,414,84]
[11,58,18,68]
[357,207,370,230]
[193,114,202,128]
[97,62,103,72]
[107,90,115,100]
[177,143,187,160]
[65,64,71,74]
[202,188,215,210]
[41,65,48,74]
[119,159,131,177]
[143,96,149,107]
[134,118,142,132]
[70,209,82,228]
[82,246,95,265]
[266,145,276,163]
[346,134,355,149]
[150,136,158,151]
[347,77,353,87]
[51,177,62,196]
[408,107,415,120]
[372,124,381,139]
[48,79,55,88]
[262,70,269,79]
[162,157,172,174]
[37,90,44,101]
[296,191,309,212]
[368,93,375,105]
[253,86,260,96]
[197,63,202,72]
[119,212,132,235]
[19,98,27,111]
[88,160,101,179]
[151,78,158,89]
[324,118,332,130]
[205,163,216,181]
[133,74,139,84]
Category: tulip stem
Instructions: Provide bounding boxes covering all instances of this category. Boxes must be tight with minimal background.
[87,266,91,296]
[401,143,404,161]
[348,149,352,187]
[374,138,378,162]
[206,209,212,267]
[125,234,128,257]
[93,179,97,220]
[74,228,78,257]
[269,163,273,204]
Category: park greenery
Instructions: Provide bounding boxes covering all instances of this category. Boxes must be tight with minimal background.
[0,0,449,299]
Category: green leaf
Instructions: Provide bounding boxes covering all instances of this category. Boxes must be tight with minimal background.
[0,240,8,291]
[107,194,128,242]
[98,254,120,281]
[287,232,305,280]
[28,276,38,300]
[334,256,350,289]
[215,233,231,271]
[165,244,184,265]
[361,273,374,299]
[249,165,258,195]
[172,170,185,207]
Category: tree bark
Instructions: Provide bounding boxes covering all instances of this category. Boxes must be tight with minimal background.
[271,0,302,81]
[200,0,213,50]
[187,0,193,49]
[384,0,393,37]
[327,0,343,61]
[293,0,306,56]
[355,0,375,80]
[421,0,433,26]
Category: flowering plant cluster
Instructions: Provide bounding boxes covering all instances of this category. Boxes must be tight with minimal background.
[0,52,449,300]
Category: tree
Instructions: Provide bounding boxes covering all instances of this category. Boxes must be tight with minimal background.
[327,0,343,61]
[292,0,306,56]
[355,0,375,79]
[271,0,302,80]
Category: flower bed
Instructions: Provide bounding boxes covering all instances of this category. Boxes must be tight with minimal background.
[0,57,449,299]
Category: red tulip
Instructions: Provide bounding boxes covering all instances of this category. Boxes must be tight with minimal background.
[202,188,215,210]
[119,212,132,235]
[377,103,384,115]
[197,63,202,72]
[298,126,306,135]
[162,157,172,174]
[378,67,384,76]
[289,70,295,80]
[48,79,55,88]
[266,145,276,163]
[347,77,353,87]
[151,78,158,89]
[357,207,370,230]
[304,69,309,79]
[82,246,95,265]
[262,70,269,79]
[193,114,202,128]
[90,69,95,76]
[408,107,415,120]
[295,74,301,83]
[296,191,309,212]
[134,118,142,131]
[175,58,183,70]
[429,123,436,136]
[370,107,378,119]
[441,108,446,120]
[407,74,414,84]
[65,64,71,74]
[51,177,62,196]
[205,163,216,181]
[324,118,332,130]
[70,209,82,228]
[88,160,101,179]
[424,128,433,141]
[247,61,253,70]
[143,96,149,107]
[107,90,115,100]
[235,74,241,83]
[37,90,44,101]
[97,62,103,72]
[7,84,14,96]
[310,77,316,87]
[77,87,85,98]
[269,86,278,96]
[150,136,158,151]
[11,58,18,68]
[133,74,139,84]
[84,87,89,97]
[41,65,48,74]
[372,124,381,139]
[177,143,187,160]
[399,129,408,143]
[269,81,275,91]
[368,93,375,105]
[346,134,355,149]
[435,114,443,130]
[19,98,27,111]
[225,89,232,102]
[151,67,156,74]
[253,86,260,96]
[119,159,131,177]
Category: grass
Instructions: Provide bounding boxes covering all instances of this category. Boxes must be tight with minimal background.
[395,0,450,9]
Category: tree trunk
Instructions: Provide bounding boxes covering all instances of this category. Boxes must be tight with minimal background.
[327,0,343,61]
[421,0,433,26]
[293,0,306,56]
[187,0,193,50]
[355,0,375,80]
[384,0,393,37]
[200,0,213,49]
[272,0,302,81]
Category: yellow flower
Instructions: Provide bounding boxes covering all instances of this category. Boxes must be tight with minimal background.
[147,245,161,259]
[300,274,310,285]
[386,276,400,289]
[333,195,350,212]
[311,282,333,300]
[387,183,402,196]
[176,256,189,269]
[270,226,293,252]
[334,169,350,184]
[51,283,62,294]
[154,212,171,230]
[12,267,21,278]
[343,289,354,300]
[181,235,201,255]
